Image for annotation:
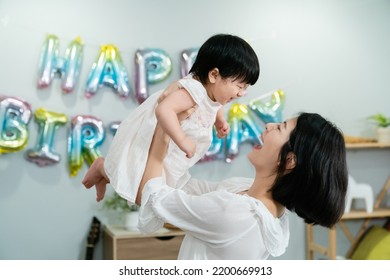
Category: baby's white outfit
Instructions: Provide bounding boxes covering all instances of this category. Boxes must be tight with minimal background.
[104,75,222,203]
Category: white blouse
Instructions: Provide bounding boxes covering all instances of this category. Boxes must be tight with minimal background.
[138,177,290,260]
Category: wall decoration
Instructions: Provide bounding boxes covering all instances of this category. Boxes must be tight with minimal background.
[0,96,32,154]
[225,103,263,163]
[108,121,121,135]
[37,34,83,94]
[85,45,131,100]
[25,108,68,167]
[180,48,198,78]
[68,115,105,177]
[134,48,172,104]
[199,127,225,162]
[248,89,285,123]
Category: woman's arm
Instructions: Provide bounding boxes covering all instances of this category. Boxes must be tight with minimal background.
[135,124,169,205]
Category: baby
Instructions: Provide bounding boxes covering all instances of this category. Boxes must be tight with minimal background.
[82,34,260,203]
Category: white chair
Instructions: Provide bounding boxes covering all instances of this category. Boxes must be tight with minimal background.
[345,175,374,213]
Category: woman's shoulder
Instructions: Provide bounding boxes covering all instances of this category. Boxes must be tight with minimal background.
[215,177,254,193]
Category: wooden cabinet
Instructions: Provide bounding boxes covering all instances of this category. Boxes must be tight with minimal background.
[306,143,390,260]
[103,225,185,260]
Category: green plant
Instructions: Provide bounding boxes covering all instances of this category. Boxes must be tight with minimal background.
[103,192,139,212]
[367,113,390,128]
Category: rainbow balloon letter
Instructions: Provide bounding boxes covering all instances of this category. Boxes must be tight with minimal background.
[0,96,32,154]
[226,103,262,163]
[68,115,105,177]
[37,35,83,94]
[134,48,172,104]
[249,90,285,123]
[85,45,130,99]
[25,108,68,166]
[180,48,198,78]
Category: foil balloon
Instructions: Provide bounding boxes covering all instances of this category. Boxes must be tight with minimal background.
[37,34,83,93]
[248,90,285,124]
[25,108,67,166]
[85,45,130,100]
[108,121,121,135]
[68,115,105,177]
[134,48,172,104]
[180,48,198,78]
[0,96,32,154]
[225,103,262,163]
[199,126,225,162]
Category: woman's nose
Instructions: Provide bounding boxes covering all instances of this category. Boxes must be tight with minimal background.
[265,123,277,131]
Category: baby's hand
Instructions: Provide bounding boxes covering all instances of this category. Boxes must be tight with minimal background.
[178,136,196,158]
[215,119,230,138]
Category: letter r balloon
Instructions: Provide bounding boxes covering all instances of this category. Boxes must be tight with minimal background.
[68,115,105,177]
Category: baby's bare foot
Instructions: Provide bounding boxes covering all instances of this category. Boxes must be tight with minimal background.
[82,157,104,189]
[95,178,107,202]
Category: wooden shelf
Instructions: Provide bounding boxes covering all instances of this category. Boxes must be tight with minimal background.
[346,142,390,149]
[342,208,390,220]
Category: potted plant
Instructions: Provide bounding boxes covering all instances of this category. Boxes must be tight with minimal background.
[367,113,390,143]
[103,192,140,231]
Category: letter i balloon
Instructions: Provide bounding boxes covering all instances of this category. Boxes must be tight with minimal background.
[25,108,68,166]
[68,115,105,177]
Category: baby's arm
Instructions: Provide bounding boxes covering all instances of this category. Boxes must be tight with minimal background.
[214,107,230,138]
[155,88,197,158]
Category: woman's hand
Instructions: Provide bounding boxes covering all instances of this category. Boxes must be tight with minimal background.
[158,81,198,121]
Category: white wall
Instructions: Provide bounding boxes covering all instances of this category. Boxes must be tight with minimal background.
[0,0,389,259]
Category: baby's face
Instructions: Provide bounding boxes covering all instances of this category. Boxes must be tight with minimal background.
[211,77,249,105]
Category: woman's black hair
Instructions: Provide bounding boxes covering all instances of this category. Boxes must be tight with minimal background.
[271,113,348,228]
[189,34,260,86]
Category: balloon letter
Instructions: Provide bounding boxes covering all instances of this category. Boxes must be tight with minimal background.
[199,127,225,162]
[37,34,83,94]
[68,115,105,177]
[108,121,121,136]
[249,90,285,123]
[226,103,262,163]
[134,48,172,104]
[180,48,198,78]
[25,108,68,166]
[0,96,32,154]
[85,45,130,99]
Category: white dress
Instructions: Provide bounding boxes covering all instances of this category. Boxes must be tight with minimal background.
[104,75,222,203]
[138,177,290,260]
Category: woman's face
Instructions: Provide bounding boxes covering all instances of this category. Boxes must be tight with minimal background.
[248,118,297,172]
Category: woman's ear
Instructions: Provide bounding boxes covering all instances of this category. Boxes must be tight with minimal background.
[208,68,219,83]
[286,152,296,170]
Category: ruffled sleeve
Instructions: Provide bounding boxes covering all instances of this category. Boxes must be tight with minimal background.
[249,200,290,257]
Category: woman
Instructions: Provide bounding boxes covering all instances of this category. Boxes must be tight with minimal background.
[135,112,348,260]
